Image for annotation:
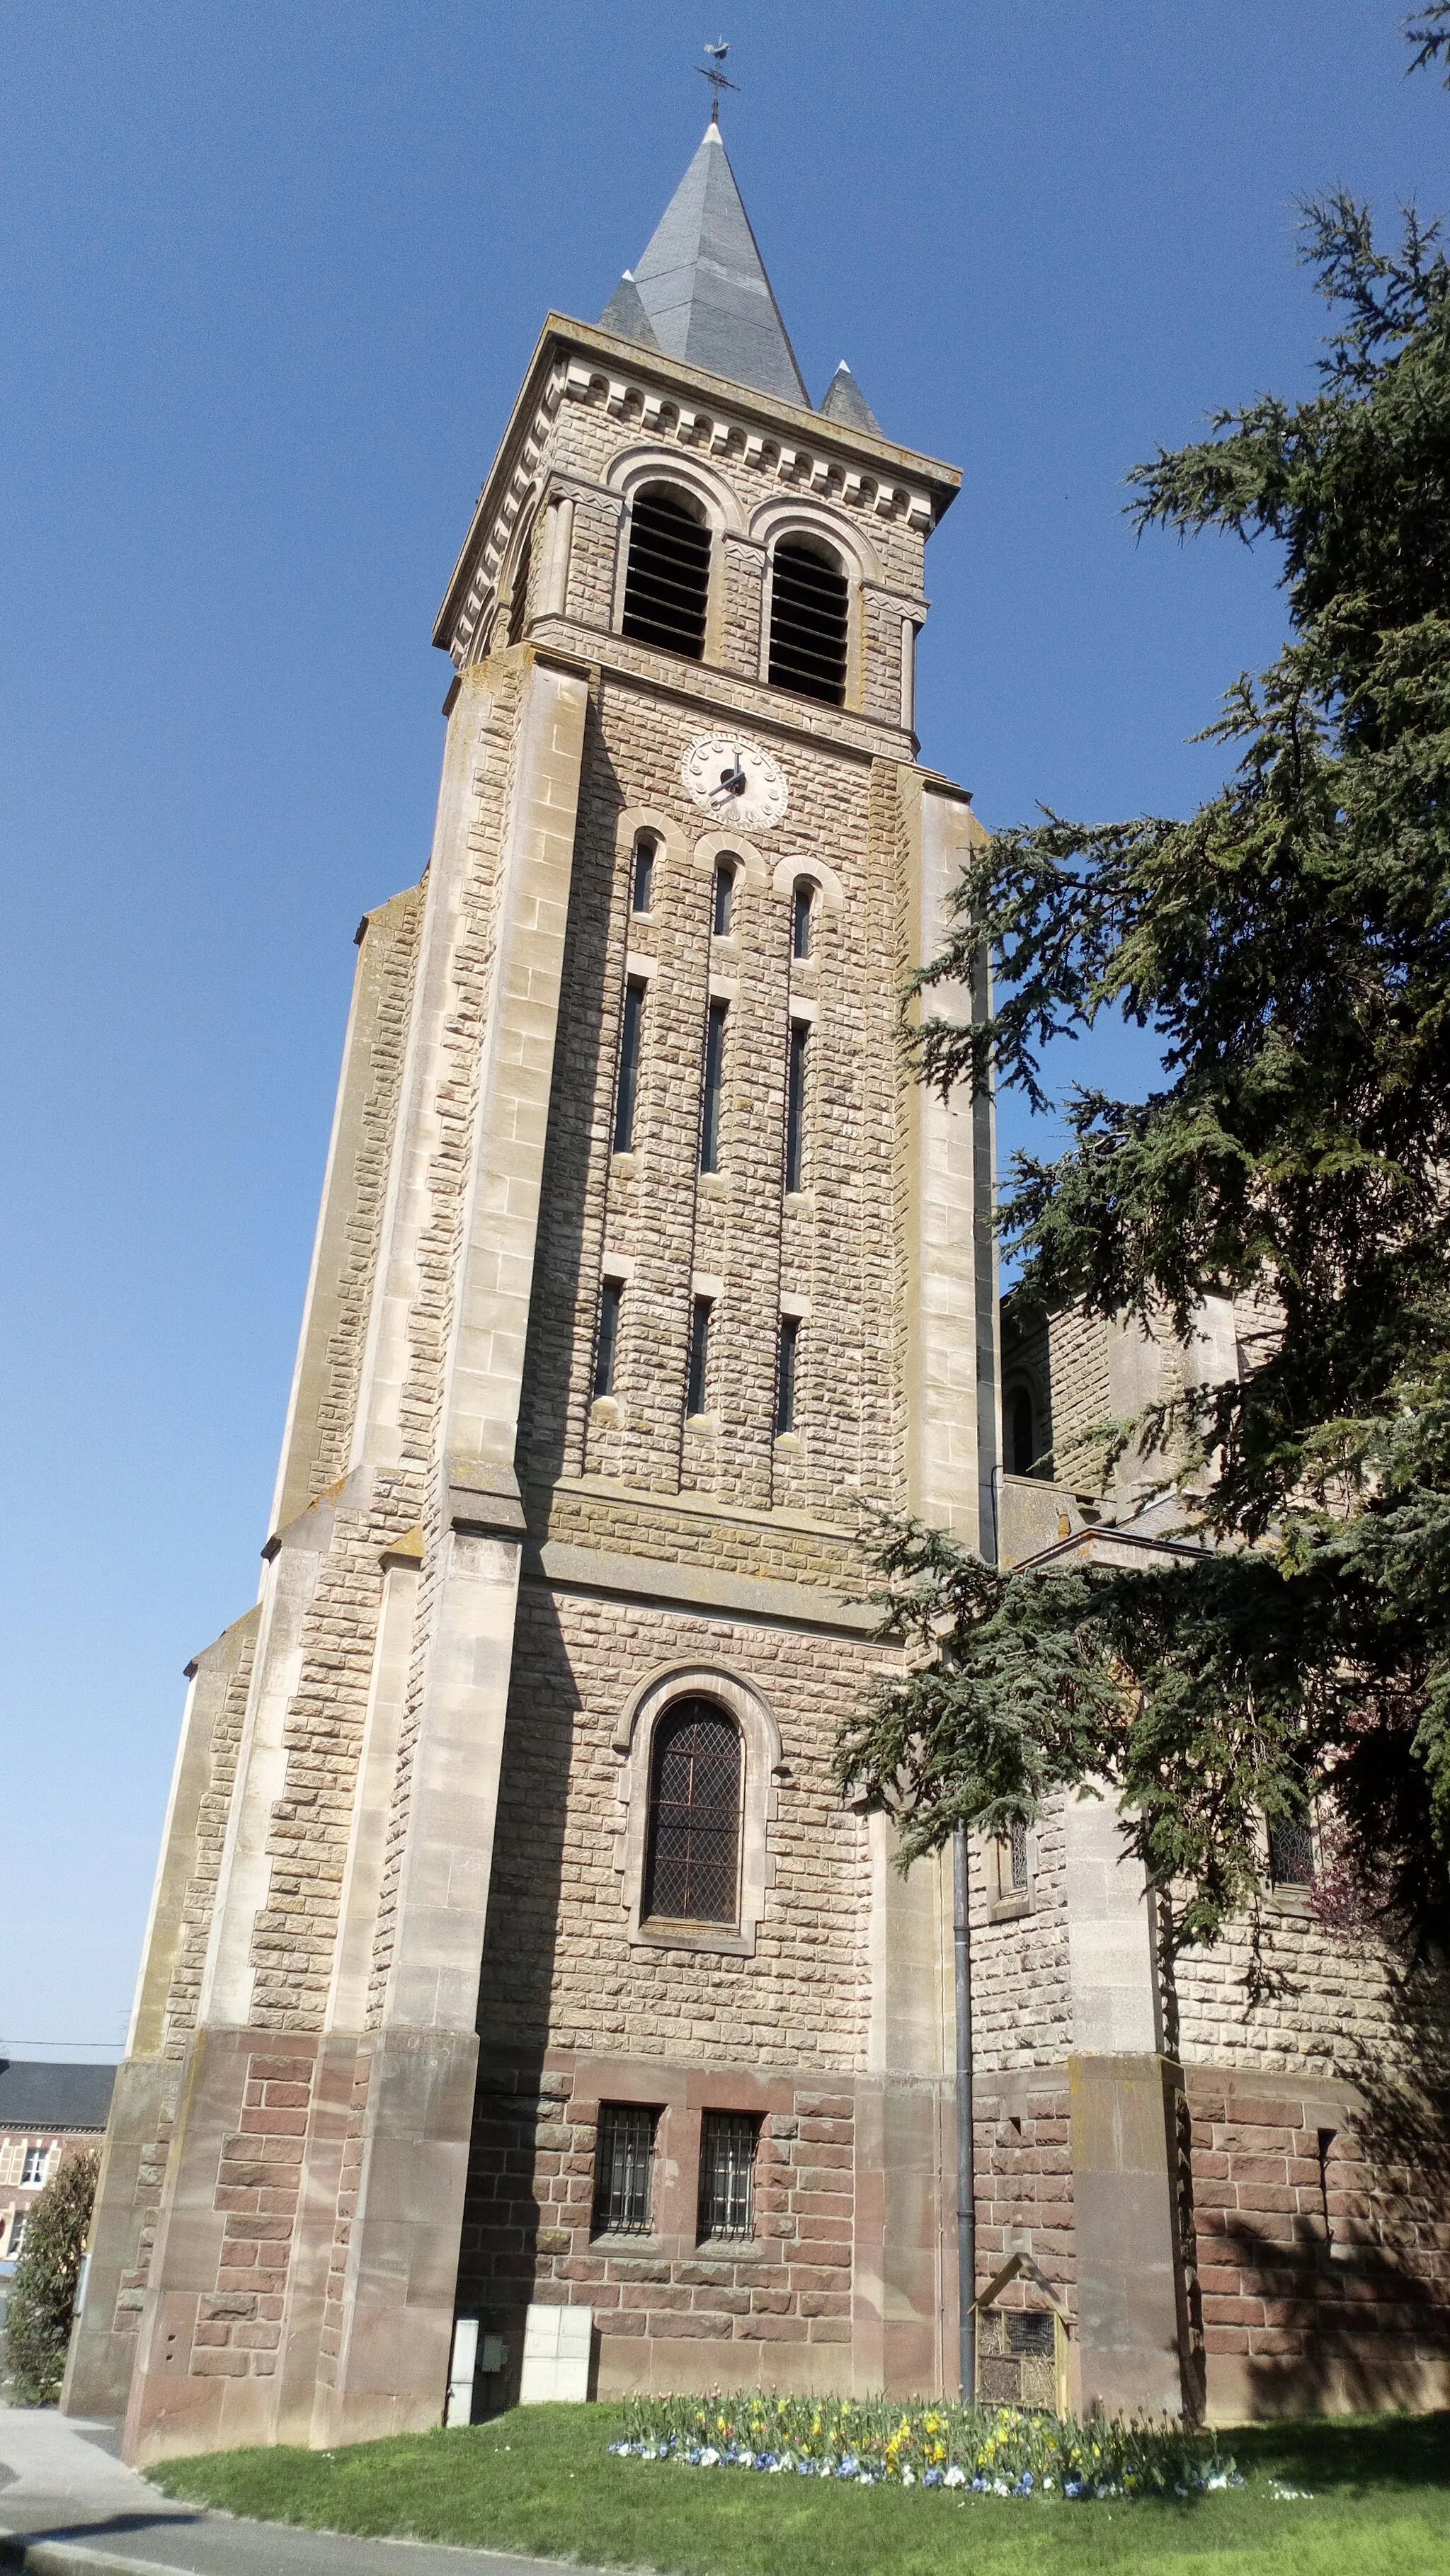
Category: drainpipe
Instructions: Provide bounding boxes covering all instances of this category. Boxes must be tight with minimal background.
[954,1823,976,2403]
[961,923,998,2406]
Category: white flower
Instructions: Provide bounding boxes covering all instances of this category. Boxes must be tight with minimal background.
[943,2465,967,2488]
[900,2466,915,2487]
[698,2447,719,2467]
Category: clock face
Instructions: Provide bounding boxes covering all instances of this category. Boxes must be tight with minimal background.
[681,731,789,833]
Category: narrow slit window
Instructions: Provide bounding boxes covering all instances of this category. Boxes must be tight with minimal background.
[785,1022,809,1193]
[776,1315,799,1436]
[621,486,710,660]
[713,861,736,938]
[506,524,533,647]
[632,836,656,915]
[1007,1386,1035,1477]
[687,1298,712,1419]
[643,1698,741,1924]
[593,2102,658,2238]
[699,2111,759,2243]
[768,539,848,705]
[615,980,644,1153]
[595,1278,622,1399]
[1009,1818,1029,1893]
[701,1000,728,1174]
[792,881,814,961]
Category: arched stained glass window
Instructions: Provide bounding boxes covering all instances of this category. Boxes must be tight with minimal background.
[643,1698,741,1925]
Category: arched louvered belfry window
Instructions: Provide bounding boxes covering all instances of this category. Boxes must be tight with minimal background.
[768,537,849,705]
[642,1698,742,1925]
[621,484,711,660]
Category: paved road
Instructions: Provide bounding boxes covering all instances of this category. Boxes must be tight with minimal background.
[0,2406,607,2576]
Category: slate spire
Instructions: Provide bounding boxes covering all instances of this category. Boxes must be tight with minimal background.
[598,122,809,408]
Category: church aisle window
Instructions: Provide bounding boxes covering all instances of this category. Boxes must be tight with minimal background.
[592,2102,658,2238]
[767,538,848,705]
[643,1699,741,1924]
[621,485,711,660]
[698,2111,759,2243]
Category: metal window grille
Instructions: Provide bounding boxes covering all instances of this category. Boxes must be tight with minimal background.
[768,541,848,705]
[595,1279,622,1399]
[699,2111,759,2241]
[713,862,735,937]
[1269,1816,1315,1886]
[1009,1819,1029,1893]
[792,882,814,960]
[593,2102,658,2237]
[701,1002,727,1174]
[622,488,710,660]
[615,980,644,1152]
[643,1699,741,1925]
[785,1024,809,1193]
[776,1315,799,1436]
[687,1298,712,1419]
[632,837,656,915]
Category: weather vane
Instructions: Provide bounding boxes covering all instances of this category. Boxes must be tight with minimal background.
[697,39,738,123]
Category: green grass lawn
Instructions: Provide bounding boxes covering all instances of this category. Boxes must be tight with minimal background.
[148,2401,1450,2576]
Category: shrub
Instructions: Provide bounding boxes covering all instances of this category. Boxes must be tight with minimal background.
[4,2148,99,2405]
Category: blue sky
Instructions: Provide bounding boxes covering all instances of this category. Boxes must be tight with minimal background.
[2,2,1444,2055]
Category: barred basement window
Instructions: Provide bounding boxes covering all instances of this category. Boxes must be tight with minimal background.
[687,1298,712,1419]
[615,980,645,1152]
[621,485,710,660]
[1009,1818,1029,1893]
[768,538,848,705]
[632,835,656,915]
[592,2102,658,2237]
[713,860,736,938]
[776,1315,799,1436]
[595,1278,622,1399]
[699,2111,759,2242]
[1269,1816,1315,1886]
[785,1022,809,1193]
[643,1698,741,1925]
[701,1000,728,1174]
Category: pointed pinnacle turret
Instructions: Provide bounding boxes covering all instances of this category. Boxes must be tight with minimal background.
[820,361,881,435]
[598,122,808,407]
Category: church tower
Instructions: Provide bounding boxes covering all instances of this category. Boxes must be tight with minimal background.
[68,120,995,2458]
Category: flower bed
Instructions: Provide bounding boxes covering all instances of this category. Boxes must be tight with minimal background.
[610,2393,1238,2502]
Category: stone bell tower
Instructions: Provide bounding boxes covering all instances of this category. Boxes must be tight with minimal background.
[68,118,994,2461]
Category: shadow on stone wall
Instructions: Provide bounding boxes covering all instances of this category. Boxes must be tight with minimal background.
[455,1585,581,2412]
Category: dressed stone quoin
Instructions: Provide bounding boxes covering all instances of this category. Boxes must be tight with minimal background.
[67,115,1450,2461]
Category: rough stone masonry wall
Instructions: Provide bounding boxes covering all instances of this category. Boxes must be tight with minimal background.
[475,1584,877,2069]
[518,687,908,1526]
[365,653,528,2027]
[457,2063,857,2399]
[966,1793,1076,2308]
[307,886,426,1500]
[1175,1909,1450,2404]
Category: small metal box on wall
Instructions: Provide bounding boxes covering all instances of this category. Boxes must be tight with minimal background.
[971,2253,1071,2416]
